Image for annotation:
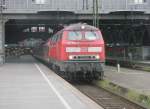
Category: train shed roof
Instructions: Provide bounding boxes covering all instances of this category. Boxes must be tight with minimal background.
[63,23,99,31]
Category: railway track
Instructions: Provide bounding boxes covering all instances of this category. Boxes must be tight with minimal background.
[73,83,145,109]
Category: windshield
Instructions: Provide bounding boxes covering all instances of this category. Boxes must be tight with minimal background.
[85,31,100,40]
[67,31,100,41]
[68,31,82,40]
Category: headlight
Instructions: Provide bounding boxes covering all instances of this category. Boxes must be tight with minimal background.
[88,47,102,52]
[69,55,73,60]
[66,47,80,52]
[95,55,100,59]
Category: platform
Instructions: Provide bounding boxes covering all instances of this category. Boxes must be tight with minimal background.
[0,55,103,109]
[95,65,150,108]
[104,66,150,95]
[106,57,150,65]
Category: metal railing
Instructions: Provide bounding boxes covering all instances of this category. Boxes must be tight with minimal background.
[1,0,150,14]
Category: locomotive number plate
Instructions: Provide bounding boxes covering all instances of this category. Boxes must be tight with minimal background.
[81,47,88,52]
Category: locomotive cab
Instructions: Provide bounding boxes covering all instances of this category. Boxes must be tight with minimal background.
[63,30,105,62]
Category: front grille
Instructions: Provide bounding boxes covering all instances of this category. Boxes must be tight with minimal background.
[72,55,97,60]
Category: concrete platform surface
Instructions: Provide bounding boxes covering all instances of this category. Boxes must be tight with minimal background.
[0,56,103,109]
[104,66,150,95]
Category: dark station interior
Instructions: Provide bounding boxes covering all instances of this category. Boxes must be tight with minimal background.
[5,19,150,46]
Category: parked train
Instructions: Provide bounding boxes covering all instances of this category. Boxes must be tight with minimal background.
[34,23,105,81]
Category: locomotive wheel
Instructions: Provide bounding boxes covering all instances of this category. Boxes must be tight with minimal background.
[97,71,104,80]
[52,64,56,71]
[93,71,103,80]
[72,72,77,81]
[67,72,73,82]
[76,71,83,81]
[86,72,93,82]
[59,71,67,79]
[48,63,53,69]
[100,71,104,80]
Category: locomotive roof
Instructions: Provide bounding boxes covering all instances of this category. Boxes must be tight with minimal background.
[63,23,99,31]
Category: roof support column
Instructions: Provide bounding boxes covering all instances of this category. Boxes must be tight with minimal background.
[0,20,6,64]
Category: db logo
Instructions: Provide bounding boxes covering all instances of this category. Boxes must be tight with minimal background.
[81,47,88,52]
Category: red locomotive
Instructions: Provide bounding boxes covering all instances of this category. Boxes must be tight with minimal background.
[34,23,105,80]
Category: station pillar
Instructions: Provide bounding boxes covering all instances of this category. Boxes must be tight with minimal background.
[0,20,6,64]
